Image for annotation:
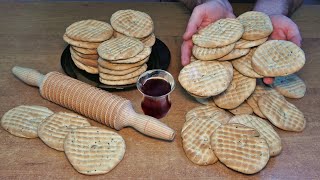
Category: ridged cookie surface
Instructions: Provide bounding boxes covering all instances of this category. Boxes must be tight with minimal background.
[229,115,282,156]
[64,127,125,175]
[181,114,221,165]
[97,37,144,60]
[108,46,151,64]
[211,123,270,174]
[214,70,256,109]
[66,20,113,42]
[252,40,305,77]
[232,48,263,78]
[237,11,273,40]
[246,80,279,118]
[38,112,91,151]
[258,93,306,132]
[111,9,153,38]
[178,61,232,97]
[192,18,243,48]
[192,43,235,61]
[1,105,53,138]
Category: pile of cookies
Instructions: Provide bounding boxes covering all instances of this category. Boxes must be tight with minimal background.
[1,105,126,175]
[63,19,114,74]
[179,11,307,174]
[63,9,155,86]
[97,36,151,86]
[182,106,281,174]
[96,9,155,86]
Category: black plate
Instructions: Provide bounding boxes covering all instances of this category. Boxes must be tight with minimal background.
[61,38,171,91]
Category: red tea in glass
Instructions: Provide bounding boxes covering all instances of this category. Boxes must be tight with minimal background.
[137,70,175,119]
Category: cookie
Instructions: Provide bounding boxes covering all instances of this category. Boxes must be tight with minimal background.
[229,102,253,115]
[97,37,144,60]
[220,61,234,79]
[218,48,250,61]
[252,40,306,77]
[246,80,279,118]
[192,18,243,48]
[178,61,232,97]
[211,123,270,174]
[237,11,273,40]
[1,105,53,138]
[232,48,263,78]
[64,127,125,175]
[72,58,98,74]
[258,93,306,132]
[235,37,268,49]
[66,19,113,42]
[141,33,156,47]
[185,105,232,126]
[99,76,139,86]
[108,46,151,64]
[192,43,235,61]
[273,74,306,98]
[229,115,282,156]
[71,46,99,59]
[214,70,256,109]
[99,64,147,81]
[181,113,222,165]
[98,57,149,71]
[63,34,101,49]
[98,65,142,76]
[114,30,155,47]
[72,46,97,55]
[70,47,98,67]
[38,112,91,151]
[111,9,154,38]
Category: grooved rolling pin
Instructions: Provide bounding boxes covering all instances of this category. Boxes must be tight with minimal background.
[12,66,175,141]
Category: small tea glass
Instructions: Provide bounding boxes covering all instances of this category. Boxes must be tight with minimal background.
[136,69,175,119]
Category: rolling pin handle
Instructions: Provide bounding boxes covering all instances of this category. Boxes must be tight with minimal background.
[126,112,176,141]
[12,66,45,87]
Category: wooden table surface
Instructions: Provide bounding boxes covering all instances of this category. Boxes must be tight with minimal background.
[0,2,319,179]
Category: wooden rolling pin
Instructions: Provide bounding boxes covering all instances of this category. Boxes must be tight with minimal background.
[12,66,175,141]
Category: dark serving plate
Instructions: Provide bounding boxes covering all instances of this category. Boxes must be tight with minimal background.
[61,38,171,91]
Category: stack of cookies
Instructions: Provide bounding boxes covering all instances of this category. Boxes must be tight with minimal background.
[179,11,308,174]
[110,9,156,47]
[1,106,126,175]
[63,19,114,74]
[97,36,151,85]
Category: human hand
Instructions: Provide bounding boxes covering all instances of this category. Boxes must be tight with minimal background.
[262,14,302,85]
[181,0,235,66]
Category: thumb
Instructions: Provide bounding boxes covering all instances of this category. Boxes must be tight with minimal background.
[183,7,205,40]
[181,40,193,66]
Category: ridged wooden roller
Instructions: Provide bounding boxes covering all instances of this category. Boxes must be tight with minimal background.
[12,66,175,141]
